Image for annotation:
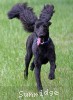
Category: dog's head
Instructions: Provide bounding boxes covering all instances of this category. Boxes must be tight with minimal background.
[35,20,51,46]
[35,20,51,37]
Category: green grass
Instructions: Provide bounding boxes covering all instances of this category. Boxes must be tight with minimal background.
[0,0,73,100]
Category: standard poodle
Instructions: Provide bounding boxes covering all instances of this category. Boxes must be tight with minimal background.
[8,3,56,91]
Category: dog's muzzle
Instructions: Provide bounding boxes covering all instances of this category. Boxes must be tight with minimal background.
[37,37,50,46]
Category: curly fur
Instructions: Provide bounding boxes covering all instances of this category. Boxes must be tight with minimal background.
[8,3,37,32]
[8,3,56,91]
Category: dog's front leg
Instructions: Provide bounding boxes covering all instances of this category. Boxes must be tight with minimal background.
[49,61,56,80]
[34,61,43,91]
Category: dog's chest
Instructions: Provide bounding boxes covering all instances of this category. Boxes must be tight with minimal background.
[32,40,52,64]
[39,46,49,58]
[38,47,49,64]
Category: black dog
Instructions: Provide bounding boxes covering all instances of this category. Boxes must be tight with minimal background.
[8,3,56,91]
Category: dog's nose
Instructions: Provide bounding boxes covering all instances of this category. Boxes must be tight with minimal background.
[39,34,45,37]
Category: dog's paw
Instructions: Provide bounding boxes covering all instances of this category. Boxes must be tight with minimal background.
[38,86,43,94]
[38,89,44,96]
[30,66,34,71]
[48,73,55,80]
[24,70,28,80]
[30,63,35,71]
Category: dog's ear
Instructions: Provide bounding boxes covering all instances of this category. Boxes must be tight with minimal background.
[20,4,38,32]
[7,3,25,19]
[7,3,38,32]
[39,4,55,23]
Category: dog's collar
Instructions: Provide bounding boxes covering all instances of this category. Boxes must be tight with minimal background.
[36,38,50,46]
[40,38,50,45]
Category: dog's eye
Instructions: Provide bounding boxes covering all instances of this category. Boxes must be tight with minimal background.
[36,24,40,28]
[43,25,47,28]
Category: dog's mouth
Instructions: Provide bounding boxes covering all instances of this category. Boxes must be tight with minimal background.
[37,37,45,46]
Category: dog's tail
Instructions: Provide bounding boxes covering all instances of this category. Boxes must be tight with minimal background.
[7,3,37,32]
[39,4,55,23]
